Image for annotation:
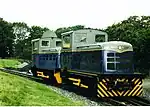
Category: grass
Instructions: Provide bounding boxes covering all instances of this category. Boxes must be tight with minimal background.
[0,59,21,68]
[0,71,84,106]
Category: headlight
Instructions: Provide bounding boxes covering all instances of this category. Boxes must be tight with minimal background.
[118,46,123,50]
[118,45,129,50]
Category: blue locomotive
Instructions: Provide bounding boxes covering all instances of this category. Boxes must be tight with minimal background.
[31,31,62,83]
[31,29,144,97]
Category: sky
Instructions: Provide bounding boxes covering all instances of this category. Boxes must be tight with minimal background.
[0,0,150,30]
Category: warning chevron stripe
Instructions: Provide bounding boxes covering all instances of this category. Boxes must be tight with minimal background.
[132,86,142,96]
[102,79,106,82]
[98,84,109,97]
[123,90,130,96]
[97,77,143,98]
[99,82,107,90]
[107,91,114,97]
[128,81,142,96]
[97,89,105,97]
[134,78,140,85]
[136,89,142,96]
[98,82,114,97]
[117,91,124,96]
[112,90,118,96]
[132,78,136,82]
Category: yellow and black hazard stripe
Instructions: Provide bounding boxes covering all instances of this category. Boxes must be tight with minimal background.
[97,79,116,97]
[121,78,143,97]
[126,78,143,96]
[97,78,143,97]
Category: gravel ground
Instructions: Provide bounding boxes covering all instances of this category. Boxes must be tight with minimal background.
[48,85,110,106]
[143,91,150,100]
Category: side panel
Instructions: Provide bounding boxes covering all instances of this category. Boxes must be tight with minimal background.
[61,51,103,73]
[32,54,38,67]
[77,51,102,72]
[61,69,98,96]
[32,53,60,70]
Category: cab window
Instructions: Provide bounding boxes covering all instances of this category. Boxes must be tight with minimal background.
[95,34,105,42]
[56,41,62,47]
[41,40,50,47]
[62,35,71,48]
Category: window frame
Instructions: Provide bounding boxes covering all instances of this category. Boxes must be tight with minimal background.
[62,35,71,48]
[40,40,50,47]
[95,34,106,42]
[106,52,133,72]
[32,41,38,51]
[56,41,62,47]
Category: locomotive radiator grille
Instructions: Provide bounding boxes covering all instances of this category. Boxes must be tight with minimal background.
[97,78,143,97]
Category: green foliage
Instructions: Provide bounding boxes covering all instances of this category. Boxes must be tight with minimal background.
[0,18,15,58]
[0,59,21,68]
[13,24,49,60]
[29,26,49,40]
[105,16,150,74]
[0,71,85,106]
[55,25,84,38]
[13,22,30,41]
[13,22,30,59]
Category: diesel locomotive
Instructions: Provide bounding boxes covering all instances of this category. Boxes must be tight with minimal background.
[31,31,62,83]
[31,29,144,97]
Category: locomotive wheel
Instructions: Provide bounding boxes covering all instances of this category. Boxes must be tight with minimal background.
[82,78,97,97]
[42,77,56,85]
[31,66,37,77]
[84,83,97,97]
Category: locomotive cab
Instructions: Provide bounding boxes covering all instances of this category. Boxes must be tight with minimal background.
[61,29,108,73]
[31,30,62,83]
[61,29,108,50]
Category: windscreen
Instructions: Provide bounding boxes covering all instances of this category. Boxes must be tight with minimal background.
[105,51,133,73]
[95,34,106,42]
[62,35,71,48]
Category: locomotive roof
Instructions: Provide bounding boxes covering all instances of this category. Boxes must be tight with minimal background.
[61,31,73,36]
[61,29,107,36]
[42,30,57,38]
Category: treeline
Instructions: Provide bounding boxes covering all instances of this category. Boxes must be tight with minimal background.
[0,16,150,74]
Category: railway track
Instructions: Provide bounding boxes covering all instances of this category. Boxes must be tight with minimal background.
[0,68,43,83]
[1,68,150,106]
[112,96,150,106]
[125,97,150,106]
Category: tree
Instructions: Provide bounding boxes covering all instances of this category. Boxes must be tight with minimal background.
[12,22,30,58]
[29,26,49,40]
[0,18,15,58]
[55,25,85,38]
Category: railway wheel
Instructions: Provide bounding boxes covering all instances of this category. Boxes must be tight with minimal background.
[31,66,37,77]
